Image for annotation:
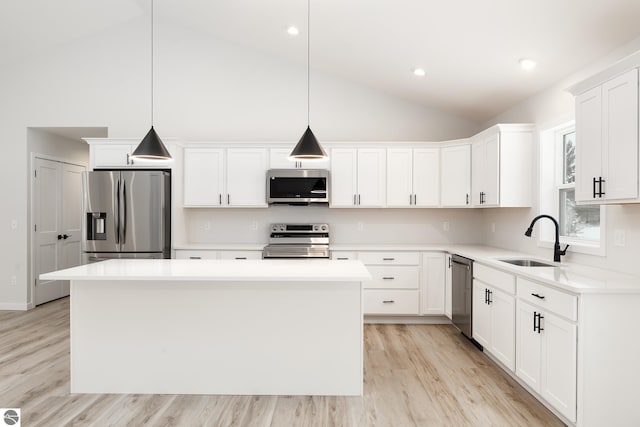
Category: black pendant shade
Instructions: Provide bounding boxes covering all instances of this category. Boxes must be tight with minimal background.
[131,126,172,160]
[289,126,327,159]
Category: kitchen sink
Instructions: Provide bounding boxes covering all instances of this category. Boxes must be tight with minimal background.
[497,259,556,267]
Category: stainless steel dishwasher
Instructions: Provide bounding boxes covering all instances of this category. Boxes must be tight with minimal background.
[451,254,476,343]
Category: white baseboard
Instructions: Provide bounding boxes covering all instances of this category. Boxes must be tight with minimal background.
[0,302,30,311]
[365,315,451,325]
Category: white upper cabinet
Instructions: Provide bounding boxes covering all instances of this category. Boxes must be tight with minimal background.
[331,148,386,207]
[269,148,330,170]
[86,139,177,170]
[575,68,639,203]
[471,124,533,207]
[183,147,267,207]
[440,143,471,207]
[183,148,225,206]
[387,148,439,207]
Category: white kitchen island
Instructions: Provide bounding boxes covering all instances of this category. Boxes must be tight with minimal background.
[40,259,370,396]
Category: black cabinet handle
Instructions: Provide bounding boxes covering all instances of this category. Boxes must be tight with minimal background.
[336,257,349,260]
[592,177,597,199]
[382,300,395,304]
[57,234,63,240]
[533,312,545,333]
[358,194,361,205]
[189,256,202,259]
[63,234,70,239]
[598,177,605,197]
[485,288,489,304]
[235,257,247,260]
[488,289,492,304]
[219,194,222,205]
[353,194,357,205]
[382,277,395,280]
[531,293,545,300]
[466,193,469,205]
[227,194,230,205]
[382,258,395,261]
[448,257,452,268]
[533,311,538,332]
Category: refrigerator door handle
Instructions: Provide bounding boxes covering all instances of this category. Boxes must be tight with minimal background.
[115,179,120,244]
[121,179,127,245]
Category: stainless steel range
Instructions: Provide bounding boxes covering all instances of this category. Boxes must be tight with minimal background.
[262,223,330,259]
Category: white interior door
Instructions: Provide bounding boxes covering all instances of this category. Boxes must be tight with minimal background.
[34,157,84,305]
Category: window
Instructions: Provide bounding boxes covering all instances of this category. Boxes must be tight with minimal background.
[540,121,605,255]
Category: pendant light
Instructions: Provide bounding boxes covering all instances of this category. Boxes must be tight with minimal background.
[289,0,328,160]
[131,0,172,161]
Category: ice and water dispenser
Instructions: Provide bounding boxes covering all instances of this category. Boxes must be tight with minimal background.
[87,212,107,240]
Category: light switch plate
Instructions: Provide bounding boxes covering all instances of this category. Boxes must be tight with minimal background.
[614,229,626,247]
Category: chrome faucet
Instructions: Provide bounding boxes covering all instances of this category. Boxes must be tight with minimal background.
[524,214,569,262]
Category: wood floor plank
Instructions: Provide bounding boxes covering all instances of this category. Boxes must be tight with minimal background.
[0,298,565,426]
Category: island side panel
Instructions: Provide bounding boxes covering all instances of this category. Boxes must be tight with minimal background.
[70,279,363,395]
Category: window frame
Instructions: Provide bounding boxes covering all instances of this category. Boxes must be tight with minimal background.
[539,120,606,256]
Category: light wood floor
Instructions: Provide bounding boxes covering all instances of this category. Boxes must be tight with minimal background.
[0,298,564,426]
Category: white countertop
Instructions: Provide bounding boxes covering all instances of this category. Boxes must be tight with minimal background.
[39,259,371,282]
[333,243,640,295]
[168,242,640,293]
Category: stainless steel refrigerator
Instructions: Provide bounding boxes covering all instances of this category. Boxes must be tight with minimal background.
[82,170,171,263]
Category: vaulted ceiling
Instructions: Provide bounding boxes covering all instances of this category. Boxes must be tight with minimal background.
[4,0,640,122]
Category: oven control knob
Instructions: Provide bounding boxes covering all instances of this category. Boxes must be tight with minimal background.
[313,225,318,231]
[321,225,327,231]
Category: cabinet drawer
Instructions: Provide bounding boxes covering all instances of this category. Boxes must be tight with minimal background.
[358,251,420,265]
[331,251,357,261]
[365,266,419,289]
[218,251,262,260]
[474,263,515,294]
[517,278,577,321]
[175,250,218,260]
[364,290,419,315]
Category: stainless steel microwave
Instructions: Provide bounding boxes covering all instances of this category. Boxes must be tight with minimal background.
[267,169,329,205]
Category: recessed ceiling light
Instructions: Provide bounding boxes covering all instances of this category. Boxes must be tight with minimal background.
[287,26,299,36]
[519,58,537,70]
[412,68,426,77]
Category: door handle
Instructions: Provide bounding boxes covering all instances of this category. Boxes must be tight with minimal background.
[115,179,120,244]
[121,179,127,245]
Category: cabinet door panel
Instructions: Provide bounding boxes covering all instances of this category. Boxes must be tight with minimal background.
[330,149,358,207]
[471,142,484,206]
[269,148,298,169]
[490,289,515,371]
[183,149,224,206]
[226,148,268,206]
[386,148,413,207]
[413,148,439,207]
[472,281,490,348]
[93,144,132,168]
[441,144,470,207]
[483,135,500,206]
[602,68,639,201]
[357,149,386,207]
[541,311,577,422]
[516,300,542,392]
[421,252,445,315]
[575,87,602,202]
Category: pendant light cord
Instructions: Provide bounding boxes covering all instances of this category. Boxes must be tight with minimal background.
[151,0,154,127]
[307,0,310,127]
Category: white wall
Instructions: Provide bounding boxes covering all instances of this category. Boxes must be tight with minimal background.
[0,17,480,307]
[480,37,640,276]
[184,207,483,246]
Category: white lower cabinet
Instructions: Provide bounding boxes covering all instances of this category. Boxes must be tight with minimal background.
[472,264,516,371]
[516,279,577,423]
[420,252,445,315]
[175,249,261,260]
[444,254,453,319]
[364,290,420,315]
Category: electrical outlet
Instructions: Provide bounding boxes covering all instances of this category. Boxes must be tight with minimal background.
[357,222,364,232]
[443,221,450,232]
[9,276,16,286]
[251,221,258,231]
[11,220,17,230]
[204,221,211,231]
[614,229,626,247]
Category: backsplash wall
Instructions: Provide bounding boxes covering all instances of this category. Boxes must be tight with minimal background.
[183,207,484,246]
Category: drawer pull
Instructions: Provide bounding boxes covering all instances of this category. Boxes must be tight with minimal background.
[382,300,395,304]
[336,257,349,260]
[531,293,546,300]
[235,257,247,260]
[382,277,395,280]
[382,258,395,261]
[189,256,202,260]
